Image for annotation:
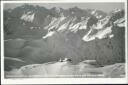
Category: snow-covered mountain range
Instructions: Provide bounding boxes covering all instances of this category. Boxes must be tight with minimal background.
[4,4,124,40]
[4,4,125,71]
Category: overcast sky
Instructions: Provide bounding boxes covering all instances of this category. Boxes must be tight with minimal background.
[4,3,124,13]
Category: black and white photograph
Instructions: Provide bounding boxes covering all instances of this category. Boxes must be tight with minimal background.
[1,0,128,84]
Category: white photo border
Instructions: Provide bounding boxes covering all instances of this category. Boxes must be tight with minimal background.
[1,0,128,84]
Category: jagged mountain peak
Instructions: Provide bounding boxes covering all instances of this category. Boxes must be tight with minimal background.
[50,7,64,13]
[69,6,83,11]
[4,4,125,41]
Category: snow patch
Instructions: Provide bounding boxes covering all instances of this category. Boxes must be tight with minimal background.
[43,31,55,39]
[114,17,125,27]
[44,15,66,30]
[69,17,89,32]
[57,21,70,32]
[30,27,41,30]
[20,12,35,22]
[117,22,125,27]
[96,15,102,19]
[109,34,114,38]
[96,26,112,39]
[91,10,96,15]
[93,16,110,30]
[83,26,113,42]
[113,9,121,13]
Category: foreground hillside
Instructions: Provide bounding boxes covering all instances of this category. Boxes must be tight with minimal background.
[5,59,125,78]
